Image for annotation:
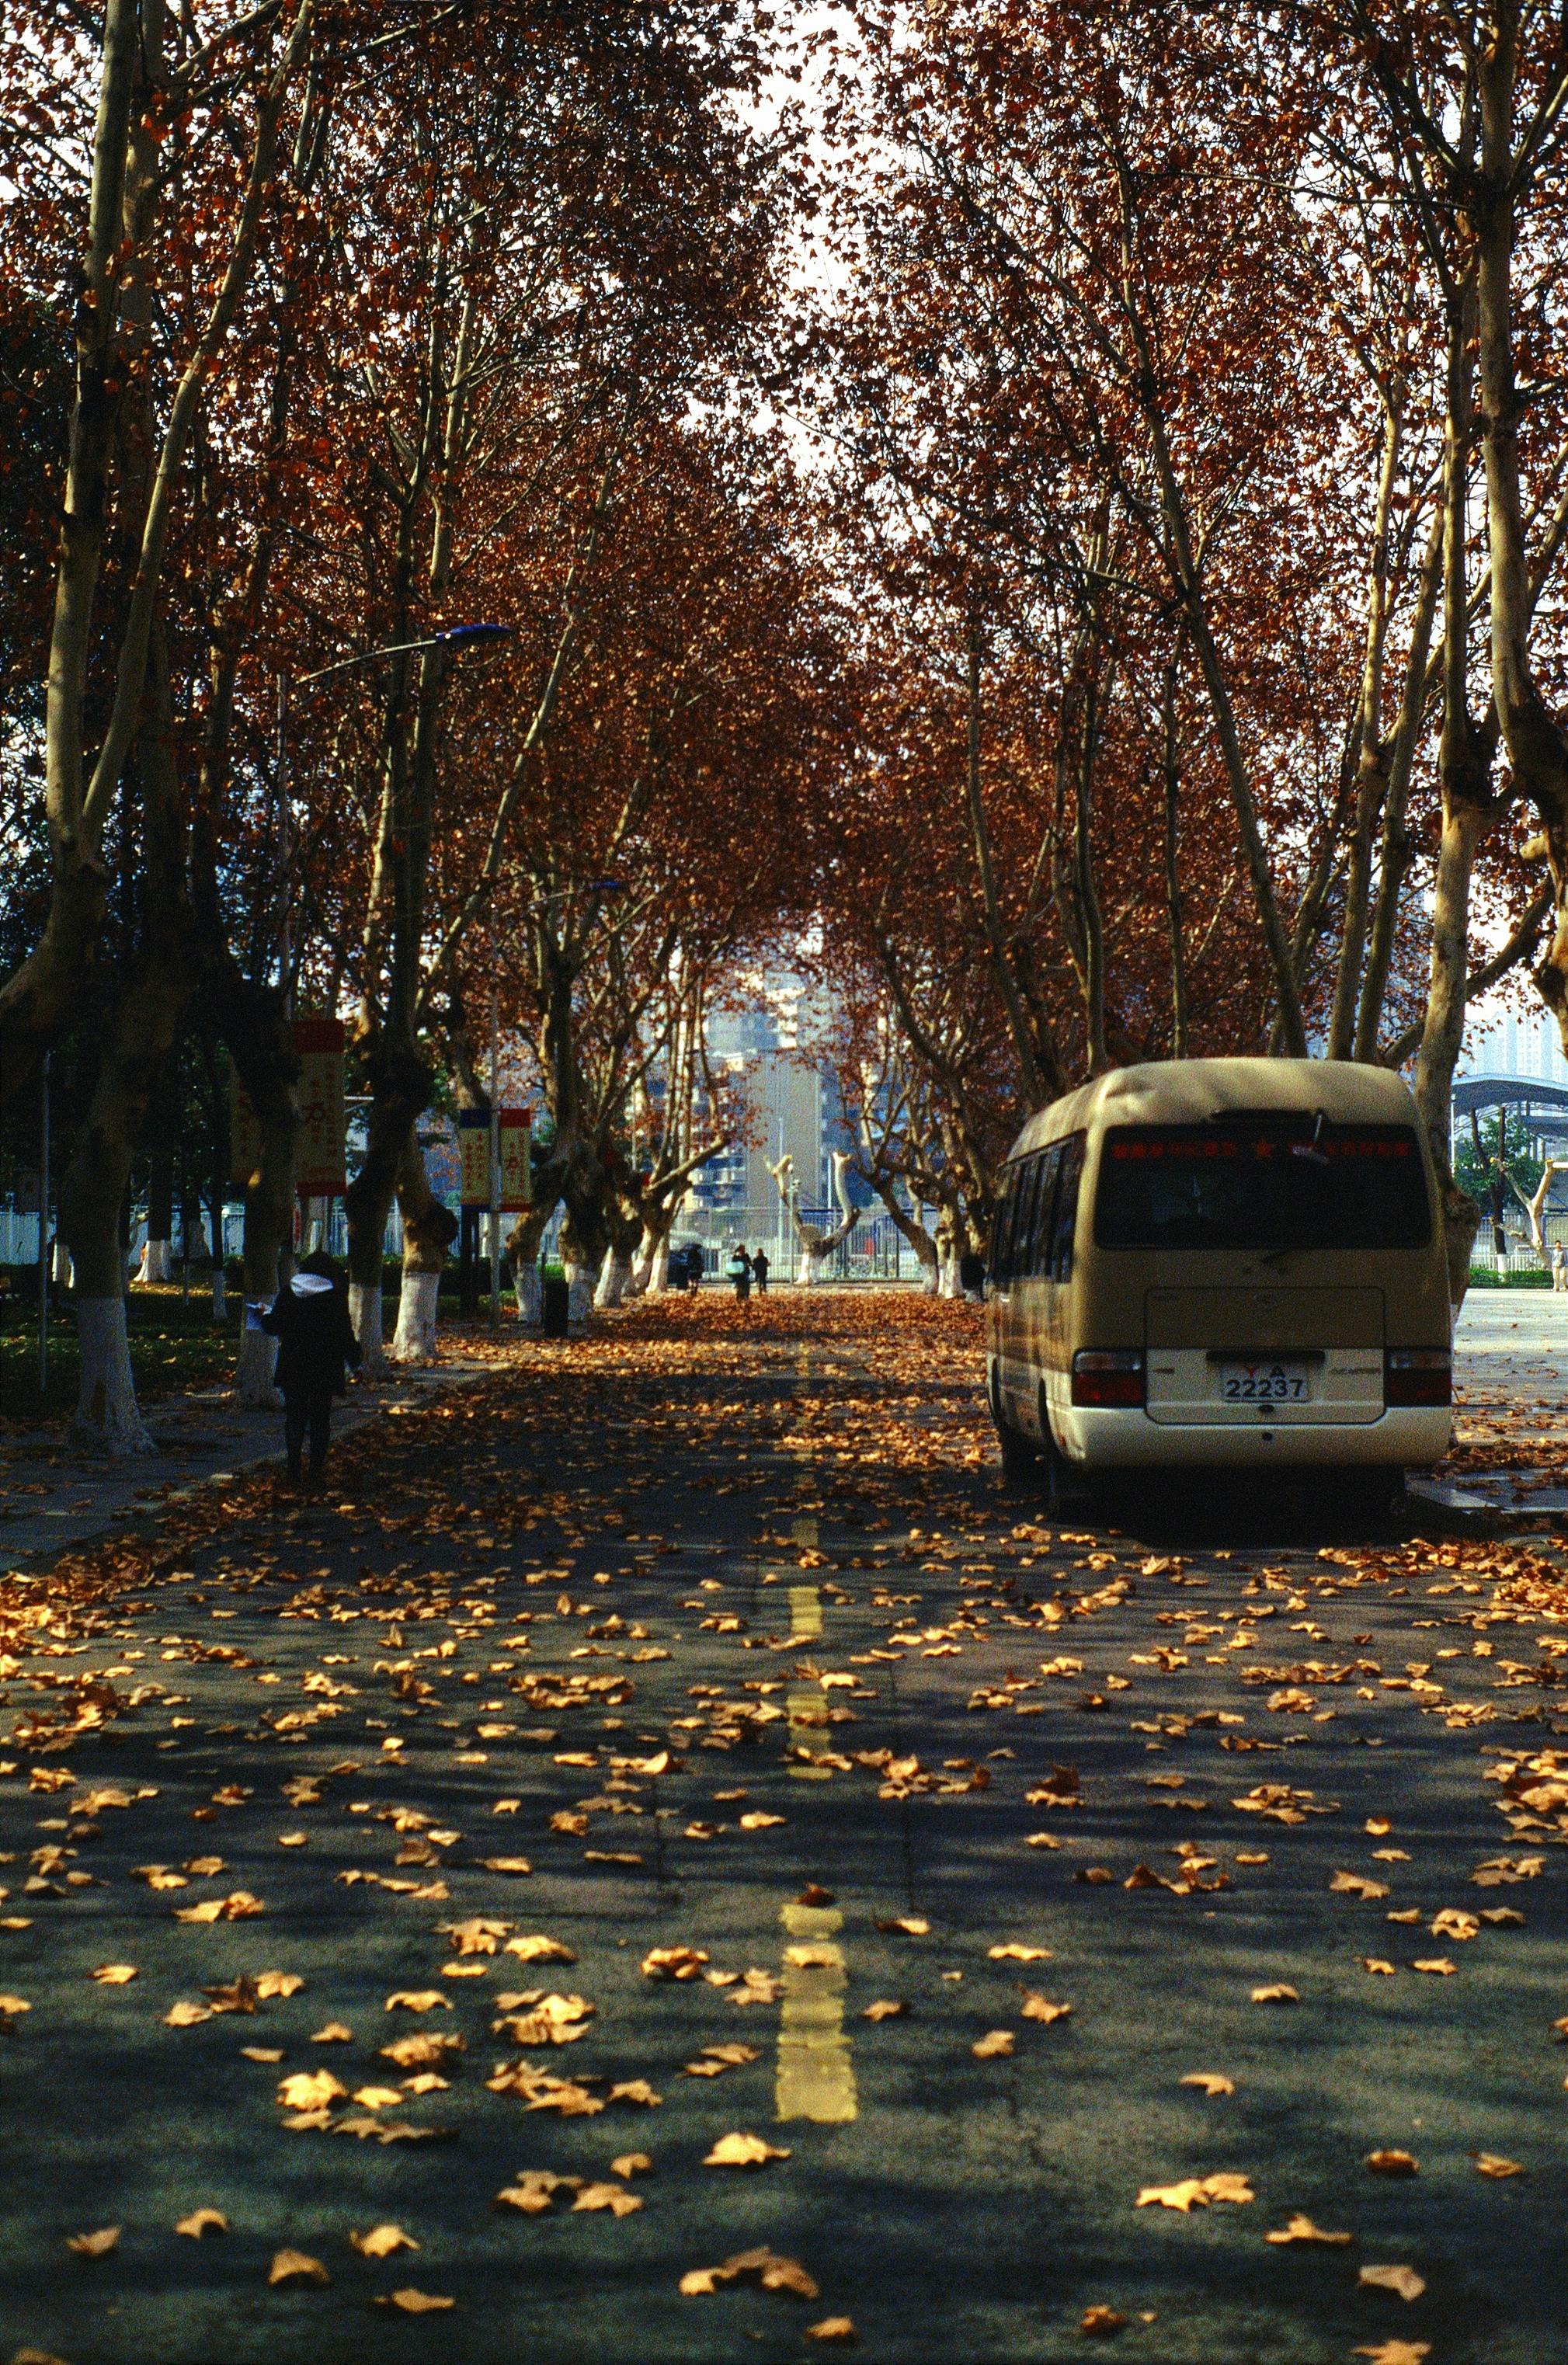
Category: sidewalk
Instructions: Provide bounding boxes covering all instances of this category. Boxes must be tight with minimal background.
[1415,1286,1568,1518]
[0,1351,495,1571]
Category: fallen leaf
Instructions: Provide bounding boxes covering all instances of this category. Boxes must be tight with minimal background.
[89,1964,137,1984]
[972,2029,1015,2058]
[739,1812,786,1829]
[1358,2263,1425,2301]
[1472,2152,1525,2178]
[641,1946,708,1981]
[679,2247,819,2300]
[611,2153,652,2178]
[384,1991,450,2012]
[1135,2180,1208,2214]
[1179,2072,1234,2096]
[1080,2306,1126,2336]
[1135,2173,1253,2211]
[504,1935,575,1963]
[1411,1959,1455,1977]
[1366,2150,1419,2176]
[987,1942,1050,1961]
[276,2071,346,2111]
[377,2288,454,2313]
[862,1998,908,2021]
[1250,1984,1299,2004]
[1020,1994,1073,2025]
[704,2131,791,2167]
[495,2171,579,2214]
[267,2248,329,2286]
[311,2023,354,2044]
[873,1915,929,1935]
[607,2079,662,2106]
[241,2045,283,2063]
[164,2000,212,2027]
[175,2209,228,2238]
[65,2227,120,2257]
[1360,1960,1397,1976]
[351,2223,419,2256]
[1354,2344,1430,2365]
[572,2182,642,2215]
[1330,1872,1389,1900]
[479,1857,533,1876]
[0,1995,31,2017]
[806,2319,858,2343]
[1264,2213,1351,2246]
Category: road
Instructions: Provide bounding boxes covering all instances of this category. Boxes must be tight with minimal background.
[1,1292,1563,2364]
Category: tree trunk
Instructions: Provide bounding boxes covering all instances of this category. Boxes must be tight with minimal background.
[136,1126,174,1284]
[57,949,191,1454]
[221,973,300,1404]
[343,1037,430,1372]
[1330,391,1403,1061]
[1472,45,1568,1056]
[506,1195,555,1327]
[1162,658,1188,1059]
[390,1129,457,1363]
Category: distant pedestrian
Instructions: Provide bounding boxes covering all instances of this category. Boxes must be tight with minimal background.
[751,1246,770,1296]
[727,1243,752,1304]
[684,1244,704,1294]
[1552,1240,1567,1293]
[261,1250,361,1486]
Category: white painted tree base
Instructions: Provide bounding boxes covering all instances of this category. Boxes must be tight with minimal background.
[71,1298,155,1455]
[641,1238,670,1298]
[594,1249,632,1309]
[797,1248,823,1287]
[391,1269,440,1362]
[136,1238,173,1285]
[937,1254,960,1299]
[349,1280,386,1376]
[235,1326,281,1407]
[513,1264,541,1326]
[566,1275,594,1328]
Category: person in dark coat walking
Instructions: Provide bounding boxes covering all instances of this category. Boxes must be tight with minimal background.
[260,1250,361,1484]
[726,1243,752,1304]
[750,1246,770,1296]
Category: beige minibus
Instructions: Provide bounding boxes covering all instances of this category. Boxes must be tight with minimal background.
[985,1059,1452,1507]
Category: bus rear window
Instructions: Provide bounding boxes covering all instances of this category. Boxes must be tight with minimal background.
[1094,1117,1431,1252]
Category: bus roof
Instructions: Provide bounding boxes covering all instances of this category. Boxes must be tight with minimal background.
[1005,1059,1423,1163]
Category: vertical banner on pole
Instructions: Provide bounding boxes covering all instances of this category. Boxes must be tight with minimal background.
[458,1111,491,1206]
[498,1109,532,1211]
[231,1018,346,1195]
[294,1018,346,1195]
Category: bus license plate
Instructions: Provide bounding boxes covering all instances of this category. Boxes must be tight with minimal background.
[1217,1359,1312,1404]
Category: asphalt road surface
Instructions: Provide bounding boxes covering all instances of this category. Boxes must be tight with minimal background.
[1,1295,1563,2365]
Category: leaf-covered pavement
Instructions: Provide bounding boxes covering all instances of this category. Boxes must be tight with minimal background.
[1,1294,1564,2364]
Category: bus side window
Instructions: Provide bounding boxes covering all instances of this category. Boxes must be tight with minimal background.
[990,1167,1022,1284]
[1013,1154,1045,1279]
[1030,1143,1062,1278]
[1048,1134,1086,1282]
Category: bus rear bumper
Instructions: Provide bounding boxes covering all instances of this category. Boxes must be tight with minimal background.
[1058,1403,1451,1469]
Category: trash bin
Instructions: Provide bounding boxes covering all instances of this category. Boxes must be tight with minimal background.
[541,1275,570,1339]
